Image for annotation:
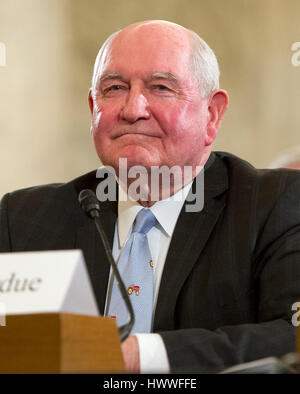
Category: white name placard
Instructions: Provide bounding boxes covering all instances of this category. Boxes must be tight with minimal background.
[0,250,99,316]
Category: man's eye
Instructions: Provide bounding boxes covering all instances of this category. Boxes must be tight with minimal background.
[102,85,125,95]
[154,85,168,90]
[108,85,122,91]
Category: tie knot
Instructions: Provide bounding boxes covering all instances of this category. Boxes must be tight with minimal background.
[133,208,157,235]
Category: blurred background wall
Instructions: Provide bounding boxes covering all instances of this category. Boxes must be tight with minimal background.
[0,0,299,197]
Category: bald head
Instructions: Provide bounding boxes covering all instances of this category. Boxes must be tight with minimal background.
[91,20,220,98]
[88,19,229,182]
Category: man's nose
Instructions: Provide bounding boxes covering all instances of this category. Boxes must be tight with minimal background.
[120,88,150,122]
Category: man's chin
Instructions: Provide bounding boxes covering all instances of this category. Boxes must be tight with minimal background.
[116,147,159,170]
[119,156,154,170]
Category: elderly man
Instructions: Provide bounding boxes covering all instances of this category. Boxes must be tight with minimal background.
[1,20,300,374]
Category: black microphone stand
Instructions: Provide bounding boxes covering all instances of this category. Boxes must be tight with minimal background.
[79,189,135,341]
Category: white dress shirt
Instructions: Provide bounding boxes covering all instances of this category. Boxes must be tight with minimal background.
[105,181,193,373]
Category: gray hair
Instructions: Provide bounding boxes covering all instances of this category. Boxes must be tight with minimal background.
[91,22,220,99]
[190,33,220,98]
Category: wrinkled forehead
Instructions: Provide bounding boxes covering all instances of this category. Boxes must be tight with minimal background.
[94,23,193,83]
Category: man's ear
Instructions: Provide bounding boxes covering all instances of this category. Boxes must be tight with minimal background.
[88,89,94,114]
[205,90,229,146]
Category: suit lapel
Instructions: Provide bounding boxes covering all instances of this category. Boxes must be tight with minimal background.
[153,153,229,331]
[75,201,117,315]
[74,170,118,315]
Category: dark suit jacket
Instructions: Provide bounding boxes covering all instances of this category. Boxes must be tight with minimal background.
[1,151,300,373]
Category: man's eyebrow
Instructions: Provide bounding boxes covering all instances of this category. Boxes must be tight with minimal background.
[149,72,178,83]
[96,71,178,88]
[98,72,125,83]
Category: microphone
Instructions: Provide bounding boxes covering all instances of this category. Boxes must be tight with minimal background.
[78,189,134,341]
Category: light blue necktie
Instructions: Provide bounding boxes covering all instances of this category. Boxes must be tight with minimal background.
[108,208,157,334]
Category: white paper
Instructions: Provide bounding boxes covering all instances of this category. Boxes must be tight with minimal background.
[0,249,99,316]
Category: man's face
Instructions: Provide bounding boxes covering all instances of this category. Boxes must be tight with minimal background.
[89,24,212,173]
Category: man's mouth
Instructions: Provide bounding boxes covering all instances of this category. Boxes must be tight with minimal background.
[113,130,161,139]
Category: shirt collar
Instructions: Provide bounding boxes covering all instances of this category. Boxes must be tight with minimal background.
[117,181,193,248]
